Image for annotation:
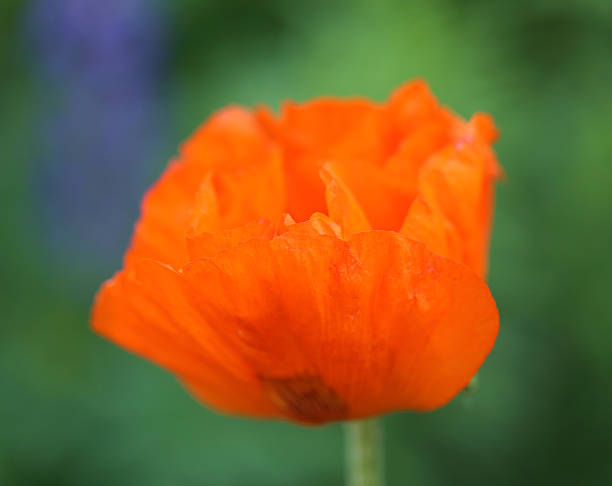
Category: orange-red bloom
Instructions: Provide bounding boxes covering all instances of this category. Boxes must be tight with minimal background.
[92,80,501,424]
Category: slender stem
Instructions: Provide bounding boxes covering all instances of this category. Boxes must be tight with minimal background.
[345,419,386,486]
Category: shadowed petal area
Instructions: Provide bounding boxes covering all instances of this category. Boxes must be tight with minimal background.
[179,230,498,421]
[261,374,348,423]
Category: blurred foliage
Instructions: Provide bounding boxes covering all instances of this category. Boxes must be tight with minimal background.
[1,0,612,484]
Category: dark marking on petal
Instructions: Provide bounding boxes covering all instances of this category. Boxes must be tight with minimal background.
[260,374,348,423]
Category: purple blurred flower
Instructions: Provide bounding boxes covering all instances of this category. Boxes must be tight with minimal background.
[27,0,167,270]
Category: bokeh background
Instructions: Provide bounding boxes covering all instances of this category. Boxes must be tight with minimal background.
[2,0,612,484]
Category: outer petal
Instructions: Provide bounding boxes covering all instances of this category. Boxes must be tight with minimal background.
[180,106,276,171]
[401,141,498,276]
[180,230,498,423]
[92,260,278,417]
[125,107,282,268]
[126,160,205,268]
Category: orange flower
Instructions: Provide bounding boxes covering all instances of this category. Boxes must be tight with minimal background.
[92,80,501,424]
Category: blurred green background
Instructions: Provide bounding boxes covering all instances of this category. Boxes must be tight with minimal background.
[2,0,612,484]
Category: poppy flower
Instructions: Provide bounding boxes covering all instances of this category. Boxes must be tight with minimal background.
[92,80,501,424]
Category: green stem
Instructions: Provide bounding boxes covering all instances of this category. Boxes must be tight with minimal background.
[345,419,386,486]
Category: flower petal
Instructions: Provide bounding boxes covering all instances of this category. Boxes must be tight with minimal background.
[402,142,498,276]
[263,99,390,221]
[320,163,371,237]
[210,149,286,229]
[126,160,205,268]
[383,122,449,180]
[180,231,498,422]
[126,107,282,268]
[386,79,453,142]
[187,220,275,260]
[322,160,415,231]
[187,172,220,236]
[92,260,277,417]
[181,106,276,171]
